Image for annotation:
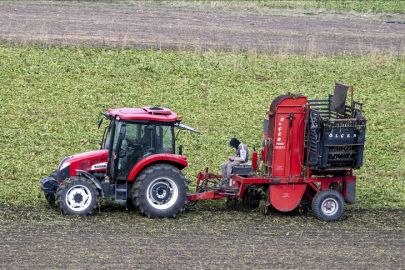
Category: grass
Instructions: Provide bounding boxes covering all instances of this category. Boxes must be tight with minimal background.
[258,0,405,14]
[0,44,404,210]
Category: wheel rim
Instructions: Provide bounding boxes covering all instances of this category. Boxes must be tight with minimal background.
[65,185,92,212]
[147,177,179,210]
[321,198,339,216]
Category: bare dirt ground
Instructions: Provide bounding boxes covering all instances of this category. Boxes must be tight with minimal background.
[1,204,405,269]
[1,3,405,55]
[1,2,405,269]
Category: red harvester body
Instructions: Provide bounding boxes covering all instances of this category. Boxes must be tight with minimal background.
[188,83,366,221]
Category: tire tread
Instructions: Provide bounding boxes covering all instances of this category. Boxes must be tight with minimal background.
[56,176,98,216]
[132,164,189,218]
[312,189,345,222]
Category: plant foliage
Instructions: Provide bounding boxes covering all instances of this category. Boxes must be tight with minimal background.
[0,45,404,209]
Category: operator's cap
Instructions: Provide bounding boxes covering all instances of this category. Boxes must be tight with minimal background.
[230,138,240,148]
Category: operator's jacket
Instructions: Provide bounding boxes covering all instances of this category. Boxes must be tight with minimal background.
[234,143,249,163]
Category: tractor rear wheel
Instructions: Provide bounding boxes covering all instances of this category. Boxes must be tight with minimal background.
[56,176,99,216]
[312,189,345,222]
[132,164,189,218]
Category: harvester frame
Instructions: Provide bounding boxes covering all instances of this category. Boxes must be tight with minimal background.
[188,82,366,222]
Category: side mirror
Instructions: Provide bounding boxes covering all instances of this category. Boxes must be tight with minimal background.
[97,117,104,129]
[178,145,183,156]
[119,150,126,158]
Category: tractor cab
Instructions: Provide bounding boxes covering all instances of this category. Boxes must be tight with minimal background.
[99,107,199,183]
[41,106,199,218]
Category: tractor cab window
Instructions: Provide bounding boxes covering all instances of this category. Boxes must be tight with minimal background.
[155,125,174,154]
[103,120,114,150]
[114,122,174,180]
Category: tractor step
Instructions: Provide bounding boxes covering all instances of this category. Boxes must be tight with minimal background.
[115,180,128,202]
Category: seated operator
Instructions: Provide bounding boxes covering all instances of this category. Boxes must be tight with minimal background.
[221,138,249,187]
[127,126,152,152]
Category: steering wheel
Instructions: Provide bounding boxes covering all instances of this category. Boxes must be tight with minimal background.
[125,138,142,149]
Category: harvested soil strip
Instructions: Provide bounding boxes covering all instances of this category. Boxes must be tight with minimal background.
[0,205,405,269]
[1,4,405,54]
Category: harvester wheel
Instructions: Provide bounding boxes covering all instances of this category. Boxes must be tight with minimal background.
[56,176,98,216]
[312,189,345,222]
[132,164,189,218]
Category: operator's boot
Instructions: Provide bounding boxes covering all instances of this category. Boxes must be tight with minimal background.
[221,178,230,188]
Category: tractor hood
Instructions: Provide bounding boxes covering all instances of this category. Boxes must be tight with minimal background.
[59,149,109,170]
[57,149,109,181]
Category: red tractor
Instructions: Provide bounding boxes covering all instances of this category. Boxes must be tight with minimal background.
[188,83,366,221]
[41,106,199,218]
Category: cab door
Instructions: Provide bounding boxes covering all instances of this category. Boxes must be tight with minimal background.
[114,123,154,180]
[110,121,126,181]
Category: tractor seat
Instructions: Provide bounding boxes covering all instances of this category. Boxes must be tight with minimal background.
[239,161,252,166]
[232,161,253,175]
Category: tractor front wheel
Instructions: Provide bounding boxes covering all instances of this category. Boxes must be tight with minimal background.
[312,189,345,222]
[132,164,189,218]
[56,176,99,216]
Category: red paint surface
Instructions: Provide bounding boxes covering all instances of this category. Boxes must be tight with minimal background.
[269,97,307,177]
[108,107,177,122]
[126,154,187,180]
[67,150,109,176]
[270,184,307,212]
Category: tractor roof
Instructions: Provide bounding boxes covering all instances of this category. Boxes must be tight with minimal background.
[108,107,178,122]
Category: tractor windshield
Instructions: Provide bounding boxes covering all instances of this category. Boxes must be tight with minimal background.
[103,121,113,150]
[114,121,175,180]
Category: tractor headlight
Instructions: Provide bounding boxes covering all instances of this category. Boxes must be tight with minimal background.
[59,162,70,171]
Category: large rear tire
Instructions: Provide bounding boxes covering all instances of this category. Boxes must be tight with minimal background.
[312,189,345,222]
[56,176,99,216]
[132,164,189,218]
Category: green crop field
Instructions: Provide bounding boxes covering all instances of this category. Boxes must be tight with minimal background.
[0,45,404,209]
[255,0,405,13]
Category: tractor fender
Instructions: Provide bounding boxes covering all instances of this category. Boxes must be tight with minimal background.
[75,169,104,197]
[127,154,188,181]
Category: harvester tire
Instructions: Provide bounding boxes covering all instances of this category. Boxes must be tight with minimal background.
[132,164,189,218]
[56,176,98,216]
[312,189,345,222]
